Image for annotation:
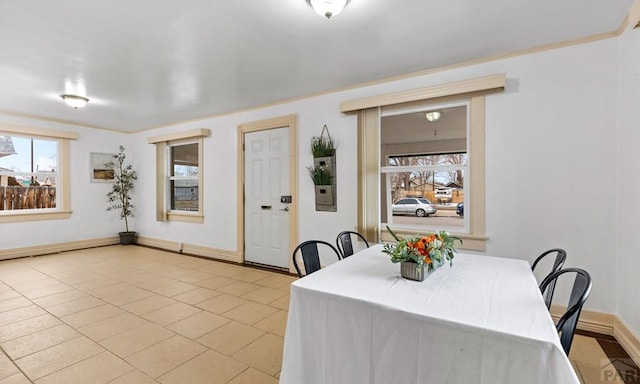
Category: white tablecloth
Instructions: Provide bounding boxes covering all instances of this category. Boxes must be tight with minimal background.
[280,244,579,384]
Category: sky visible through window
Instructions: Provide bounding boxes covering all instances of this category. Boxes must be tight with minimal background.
[0,136,57,173]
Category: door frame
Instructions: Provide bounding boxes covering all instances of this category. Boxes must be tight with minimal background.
[237,114,298,274]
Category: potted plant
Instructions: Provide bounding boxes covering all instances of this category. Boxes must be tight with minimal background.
[382,225,461,281]
[106,145,138,245]
[310,134,335,158]
[310,126,336,170]
[307,165,333,185]
[307,165,334,206]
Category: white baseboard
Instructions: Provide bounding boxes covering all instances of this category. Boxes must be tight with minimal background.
[135,236,242,263]
[613,317,640,367]
[0,237,120,260]
[550,305,615,335]
[1,236,242,265]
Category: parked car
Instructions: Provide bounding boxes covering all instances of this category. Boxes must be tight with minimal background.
[392,198,437,217]
[456,202,464,216]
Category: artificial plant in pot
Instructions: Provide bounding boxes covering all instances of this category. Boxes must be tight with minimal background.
[308,165,334,207]
[106,145,138,245]
[307,165,333,186]
[310,133,335,158]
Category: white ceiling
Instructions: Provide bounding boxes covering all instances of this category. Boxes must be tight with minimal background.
[0,0,634,132]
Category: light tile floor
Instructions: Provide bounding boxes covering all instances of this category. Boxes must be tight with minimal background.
[0,245,634,383]
[0,246,294,384]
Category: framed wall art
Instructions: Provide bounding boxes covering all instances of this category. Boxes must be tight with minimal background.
[90,152,115,182]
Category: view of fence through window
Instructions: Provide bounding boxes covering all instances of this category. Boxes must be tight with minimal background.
[169,142,199,211]
[0,135,58,211]
[380,104,468,230]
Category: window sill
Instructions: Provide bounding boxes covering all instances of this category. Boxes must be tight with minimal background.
[0,210,72,223]
[381,226,487,252]
[167,212,204,224]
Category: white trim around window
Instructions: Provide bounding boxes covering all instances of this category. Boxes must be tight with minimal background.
[346,75,505,251]
[149,129,209,223]
[0,125,77,223]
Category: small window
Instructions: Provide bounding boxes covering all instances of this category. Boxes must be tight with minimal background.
[169,142,199,212]
[148,129,209,224]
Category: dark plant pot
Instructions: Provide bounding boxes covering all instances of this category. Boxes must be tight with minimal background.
[118,231,136,245]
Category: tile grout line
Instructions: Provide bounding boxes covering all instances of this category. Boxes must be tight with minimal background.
[0,343,35,384]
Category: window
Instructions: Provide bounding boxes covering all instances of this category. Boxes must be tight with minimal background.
[0,126,77,223]
[381,103,468,232]
[341,74,506,250]
[169,142,199,212]
[148,129,209,223]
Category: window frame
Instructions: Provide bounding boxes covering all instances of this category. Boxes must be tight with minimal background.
[148,129,209,224]
[167,139,201,215]
[342,75,505,251]
[0,125,77,223]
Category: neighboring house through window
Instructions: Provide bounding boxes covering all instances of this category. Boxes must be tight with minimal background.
[148,129,209,223]
[169,142,200,212]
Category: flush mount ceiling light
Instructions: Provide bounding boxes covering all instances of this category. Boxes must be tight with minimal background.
[425,111,441,122]
[60,94,89,109]
[306,0,351,19]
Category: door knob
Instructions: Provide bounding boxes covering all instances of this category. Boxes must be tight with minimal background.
[280,207,290,212]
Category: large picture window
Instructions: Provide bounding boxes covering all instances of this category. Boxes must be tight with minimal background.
[343,74,506,250]
[0,126,77,223]
[381,103,468,232]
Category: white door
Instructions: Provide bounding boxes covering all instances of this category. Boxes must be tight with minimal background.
[244,127,291,268]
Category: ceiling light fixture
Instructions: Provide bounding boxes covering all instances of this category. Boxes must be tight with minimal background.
[60,94,89,109]
[306,0,351,19]
[425,111,441,122]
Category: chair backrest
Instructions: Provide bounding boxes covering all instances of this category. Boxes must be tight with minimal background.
[539,268,592,355]
[531,248,567,309]
[292,240,342,278]
[336,231,370,258]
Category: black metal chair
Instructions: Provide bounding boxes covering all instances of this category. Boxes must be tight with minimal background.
[531,248,567,309]
[336,231,370,258]
[539,268,592,355]
[292,240,342,278]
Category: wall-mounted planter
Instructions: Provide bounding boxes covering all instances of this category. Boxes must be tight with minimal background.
[313,154,336,212]
[309,125,337,212]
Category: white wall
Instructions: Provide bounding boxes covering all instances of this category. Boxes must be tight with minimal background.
[616,30,640,334]
[1,36,629,323]
[130,38,620,315]
[1,115,130,248]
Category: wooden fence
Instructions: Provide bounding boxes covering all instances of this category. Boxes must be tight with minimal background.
[0,186,56,210]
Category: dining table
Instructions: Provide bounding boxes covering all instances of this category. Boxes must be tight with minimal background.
[279,244,579,384]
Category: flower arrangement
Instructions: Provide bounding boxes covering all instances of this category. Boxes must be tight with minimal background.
[382,225,461,271]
